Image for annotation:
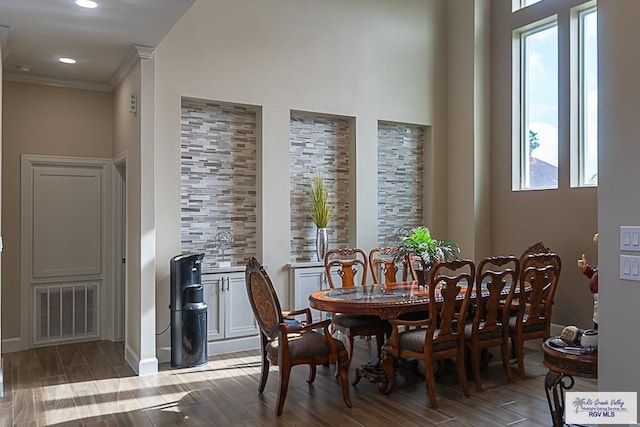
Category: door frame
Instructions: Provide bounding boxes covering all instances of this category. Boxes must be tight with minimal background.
[112,153,127,342]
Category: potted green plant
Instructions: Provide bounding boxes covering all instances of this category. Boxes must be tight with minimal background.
[395,226,460,284]
[309,174,334,261]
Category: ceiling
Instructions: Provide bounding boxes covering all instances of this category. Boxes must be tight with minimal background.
[0,0,195,91]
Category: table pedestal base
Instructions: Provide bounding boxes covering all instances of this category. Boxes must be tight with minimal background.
[353,357,423,392]
[545,370,576,427]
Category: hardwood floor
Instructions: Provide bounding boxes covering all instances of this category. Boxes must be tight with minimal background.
[0,339,596,426]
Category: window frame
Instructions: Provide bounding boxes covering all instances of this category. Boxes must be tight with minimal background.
[571,3,598,187]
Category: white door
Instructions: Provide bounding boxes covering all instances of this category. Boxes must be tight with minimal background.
[21,155,111,348]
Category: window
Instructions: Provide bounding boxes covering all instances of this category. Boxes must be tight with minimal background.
[513,0,543,12]
[512,1,597,191]
[513,20,559,190]
[577,7,598,186]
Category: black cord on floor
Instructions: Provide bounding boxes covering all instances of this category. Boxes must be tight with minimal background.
[156,322,171,335]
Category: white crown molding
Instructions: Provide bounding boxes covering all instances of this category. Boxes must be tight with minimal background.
[3,70,111,92]
[0,25,10,61]
[108,44,155,90]
[2,42,155,93]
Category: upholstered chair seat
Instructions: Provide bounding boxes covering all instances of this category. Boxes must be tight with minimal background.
[266,331,347,360]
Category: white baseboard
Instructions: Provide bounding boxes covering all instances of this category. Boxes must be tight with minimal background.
[157,346,171,364]
[156,336,260,365]
[0,360,3,398]
[124,343,139,373]
[138,357,159,376]
[125,343,158,376]
[1,337,23,354]
[208,335,260,356]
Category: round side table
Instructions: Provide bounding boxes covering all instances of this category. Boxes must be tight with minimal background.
[542,338,598,426]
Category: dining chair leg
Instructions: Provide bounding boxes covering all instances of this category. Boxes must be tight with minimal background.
[425,359,438,408]
[337,351,353,408]
[346,332,355,369]
[470,344,483,392]
[276,362,291,416]
[515,335,526,379]
[456,349,470,398]
[258,335,269,393]
[307,364,317,383]
[501,339,513,383]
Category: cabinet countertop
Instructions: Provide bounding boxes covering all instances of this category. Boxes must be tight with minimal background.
[202,266,246,275]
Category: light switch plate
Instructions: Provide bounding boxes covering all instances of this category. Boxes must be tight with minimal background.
[620,254,640,281]
[620,226,640,251]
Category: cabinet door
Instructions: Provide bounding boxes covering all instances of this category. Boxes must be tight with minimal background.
[292,267,326,324]
[225,272,259,339]
[202,274,224,341]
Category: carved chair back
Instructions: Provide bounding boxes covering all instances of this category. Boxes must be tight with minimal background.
[369,247,417,284]
[324,247,368,288]
[245,257,284,341]
[474,256,520,335]
[428,259,476,351]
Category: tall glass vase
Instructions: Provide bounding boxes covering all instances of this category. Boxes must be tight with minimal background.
[416,262,431,287]
[316,227,328,262]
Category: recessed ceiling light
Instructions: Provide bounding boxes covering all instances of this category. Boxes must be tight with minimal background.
[59,57,77,64]
[75,0,97,8]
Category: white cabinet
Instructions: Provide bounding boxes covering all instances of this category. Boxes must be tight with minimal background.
[202,270,259,343]
[288,262,328,324]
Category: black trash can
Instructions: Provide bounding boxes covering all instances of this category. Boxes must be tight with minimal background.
[170,253,207,368]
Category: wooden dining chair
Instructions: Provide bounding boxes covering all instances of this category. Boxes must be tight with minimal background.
[464,256,519,391]
[369,247,418,284]
[245,257,352,415]
[518,241,553,269]
[324,248,390,370]
[508,253,561,379]
[382,259,475,408]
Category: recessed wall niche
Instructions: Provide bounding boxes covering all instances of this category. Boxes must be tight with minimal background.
[290,111,352,263]
[377,121,426,245]
[180,98,258,271]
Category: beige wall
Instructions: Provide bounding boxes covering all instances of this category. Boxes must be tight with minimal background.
[598,0,640,392]
[447,0,491,261]
[490,0,598,329]
[154,0,450,358]
[1,82,112,341]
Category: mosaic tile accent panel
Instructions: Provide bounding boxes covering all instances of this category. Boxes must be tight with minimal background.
[377,121,425,246]
[180,100,257,271]
[290,112,351,263]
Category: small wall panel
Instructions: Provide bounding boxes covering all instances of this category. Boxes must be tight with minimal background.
[32,167,102,278]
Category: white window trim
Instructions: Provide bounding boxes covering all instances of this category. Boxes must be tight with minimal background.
[570,1,598,188]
